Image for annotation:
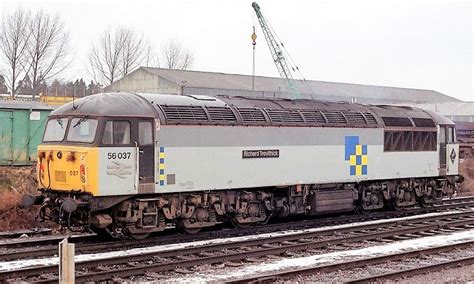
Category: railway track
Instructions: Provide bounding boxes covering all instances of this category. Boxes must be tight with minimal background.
[0,228,52,239]
[1,195,474,262]
[2,207,474,282]
[348,255,474,283]
[231,240,474,283]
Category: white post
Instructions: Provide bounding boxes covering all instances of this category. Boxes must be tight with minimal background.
[59,238,75,284]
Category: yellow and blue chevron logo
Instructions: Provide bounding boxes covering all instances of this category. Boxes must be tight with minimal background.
[159,147,165,186]
[345,136,368,176]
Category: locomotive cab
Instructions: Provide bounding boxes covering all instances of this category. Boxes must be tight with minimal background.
[37,116,157,197]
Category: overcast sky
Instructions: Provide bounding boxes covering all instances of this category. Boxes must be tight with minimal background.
[1,0,473,101]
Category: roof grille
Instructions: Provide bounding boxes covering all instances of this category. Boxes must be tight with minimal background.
[161,105,208,122]
[363,112,378,125]
[344,112,366,125]
[382,116,413,127]
[300,110,327,124]
[206,107,237,122]
[237,108,267,123]
[266,109,304,124]
[412,118,435,128]
[322,111,347,124]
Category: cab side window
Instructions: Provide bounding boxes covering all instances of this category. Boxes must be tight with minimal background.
[102,121,131,145]
[448,127,455,143]
[138,121,153,145]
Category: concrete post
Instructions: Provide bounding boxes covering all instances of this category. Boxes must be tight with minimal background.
[59,238,75,284]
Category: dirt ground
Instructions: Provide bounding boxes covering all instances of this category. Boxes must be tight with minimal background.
[0,166,43,231]
[459,152,474,194]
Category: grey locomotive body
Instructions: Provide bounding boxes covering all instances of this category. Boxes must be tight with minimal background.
[30,92,460,238]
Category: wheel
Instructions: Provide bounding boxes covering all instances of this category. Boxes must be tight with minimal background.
[176,220,201,234]
[230,216,252,228]
[128,233,151,239]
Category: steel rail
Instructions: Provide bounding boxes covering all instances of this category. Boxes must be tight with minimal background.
[347,256,474,283]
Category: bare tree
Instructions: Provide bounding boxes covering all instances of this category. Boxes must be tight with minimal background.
[143,41,156,67]
[158,40,194,70]
[121,30,146,76]
[0,8,31,97]
[24,10,70,98]
[89,27,147,86]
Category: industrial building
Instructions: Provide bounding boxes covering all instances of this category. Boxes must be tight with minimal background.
[403,102,474,123]
[105,67,460,105]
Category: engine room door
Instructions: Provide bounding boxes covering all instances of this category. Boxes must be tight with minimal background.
[135,119,155,193]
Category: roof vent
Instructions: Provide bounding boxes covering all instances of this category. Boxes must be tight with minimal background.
[322,110,347,124]
[382,116,413,127]
[412,118,435,128]
[362,112,378,125]
[237,108,267,123]
[161,105,208,122]
[300,110,327,124]
[343,112,366,125]
[206,107,237,122]
[265,109,304,124]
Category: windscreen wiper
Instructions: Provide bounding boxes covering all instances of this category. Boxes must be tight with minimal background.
[56,118,64,128]
[73,117,88,128]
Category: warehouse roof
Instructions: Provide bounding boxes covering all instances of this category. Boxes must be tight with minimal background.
[0,99,53,111]
[400,102,474,116]
[134,67,459,104]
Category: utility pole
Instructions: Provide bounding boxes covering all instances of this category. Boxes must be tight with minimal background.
[251,26,257,91]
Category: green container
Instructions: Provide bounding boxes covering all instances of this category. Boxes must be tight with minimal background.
[0,100,53,166]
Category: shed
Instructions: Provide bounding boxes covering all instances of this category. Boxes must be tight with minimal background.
[0,100,54,166]
[105,67,460,105]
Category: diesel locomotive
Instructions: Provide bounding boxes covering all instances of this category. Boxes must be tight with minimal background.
[24,92,461,239]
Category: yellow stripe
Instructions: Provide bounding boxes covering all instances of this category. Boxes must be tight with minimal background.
[356,165,362,176]
[355,145,362,155]
[159,153,165,159]
[159,174,165,180]
[159,164,165,169]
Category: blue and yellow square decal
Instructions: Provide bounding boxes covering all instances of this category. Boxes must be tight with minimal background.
[159,147,165,186]
[345,136,368,176]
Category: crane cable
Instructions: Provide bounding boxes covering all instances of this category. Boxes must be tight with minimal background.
[264,19,316,99]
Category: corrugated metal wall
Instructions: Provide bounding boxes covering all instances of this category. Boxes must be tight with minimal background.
[0,108,51,166]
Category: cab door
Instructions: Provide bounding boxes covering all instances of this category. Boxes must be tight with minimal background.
[446,126,459,175]
[135,119,155,193]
